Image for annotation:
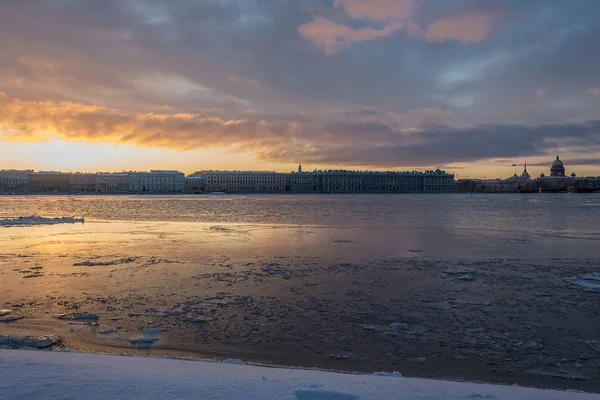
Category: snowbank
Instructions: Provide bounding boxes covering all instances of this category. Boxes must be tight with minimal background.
[0,350,594,400]
[0,215,84,227]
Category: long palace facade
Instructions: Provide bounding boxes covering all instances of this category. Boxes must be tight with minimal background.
[0,166,455,194]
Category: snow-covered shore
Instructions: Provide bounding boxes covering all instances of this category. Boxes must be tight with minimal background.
[0,350,594,400]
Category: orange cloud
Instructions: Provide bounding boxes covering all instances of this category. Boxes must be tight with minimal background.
[589,88,600,96]
[333,0,415,21]
[425,9,502,44]
[0,95,278,150]
[298,16,407,55]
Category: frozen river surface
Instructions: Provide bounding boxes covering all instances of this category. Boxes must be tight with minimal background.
[1,194,599,392]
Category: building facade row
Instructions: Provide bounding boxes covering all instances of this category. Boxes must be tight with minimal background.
[289,169,454,193]
[19,170,185,193]
[0,170,32,193]
[2,168,456,194]
[186,168,455,193]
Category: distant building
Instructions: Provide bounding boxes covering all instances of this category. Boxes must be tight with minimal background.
[550,155,566,176]
[128,170,184,193]
[184,176,205,193]
[28,171,72,192]
[290,168,454,193]
[0,170,32,193]
[96,173,129,192]
[70,173,97,193]
[191,171,288,193]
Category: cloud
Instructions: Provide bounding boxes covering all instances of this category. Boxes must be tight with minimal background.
[425,9,503,44]
[228,75,261,87]
[298,17,407,55]
[589,88,600,96]
[0,96,270,150]
[333,0,416,21]
[536,88,546,98]
[298,0,420,55]
[2,94,599,168]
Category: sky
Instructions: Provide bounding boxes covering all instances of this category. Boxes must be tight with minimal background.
[0,0,599,178]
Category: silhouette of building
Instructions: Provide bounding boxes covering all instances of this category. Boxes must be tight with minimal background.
[550,155,565,176]
[290,169,454,193]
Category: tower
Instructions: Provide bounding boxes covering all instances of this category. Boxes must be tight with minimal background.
[521,157,531,180]
[298,163,302,173]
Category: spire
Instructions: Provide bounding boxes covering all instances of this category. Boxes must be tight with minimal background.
[556,155,560,160]
[298,162,302,173]
[524,156,528,173]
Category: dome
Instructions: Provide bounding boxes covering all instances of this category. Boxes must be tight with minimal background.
[552,155,564,167]
[550,155,566,176]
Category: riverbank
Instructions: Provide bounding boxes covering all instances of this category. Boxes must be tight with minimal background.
[0,349,595,399]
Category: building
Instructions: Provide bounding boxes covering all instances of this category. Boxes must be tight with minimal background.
[128,170,185,193]
[290,167,454,193]
[28,171,72,192]
[0,170,32,193]
[184,176,205,193]
[70,173,97,193]
[191,171,288,193]
[96,173,129,192]
[550,155,566,176]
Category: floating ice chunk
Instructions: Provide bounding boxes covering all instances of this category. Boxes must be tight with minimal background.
[444,269,476,275]
[0,334,61,349]
[59,312,99,321]
[222,358,244,364]
[371,371,403,377]
[0,216,84,227]
[142,328,164,336]
[263,267,288,276]
[0,310,12,317]
[566,273,600,292]
[73,257,137,267]
[129,337,158,349]
[186,316,213,323]
[390,322,409,331]
[458,274,475,281]
[294,389,359,400]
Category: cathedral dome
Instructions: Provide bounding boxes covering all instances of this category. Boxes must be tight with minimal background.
[550,155,565,176]
[552,156,564,168]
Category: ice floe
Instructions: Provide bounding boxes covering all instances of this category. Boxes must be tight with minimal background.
[0,335,61,349]
[566,273,600,292]
[0,216,84,227]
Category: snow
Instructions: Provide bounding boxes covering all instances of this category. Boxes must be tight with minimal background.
[0,215,84,227]
[0,350,595,400]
